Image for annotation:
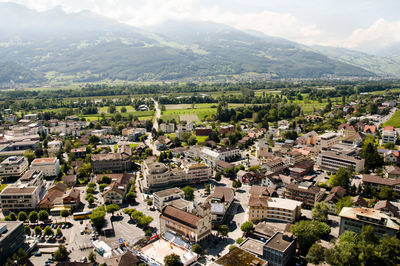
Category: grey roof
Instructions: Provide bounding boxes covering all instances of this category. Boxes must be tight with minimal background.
[211,203,225,215]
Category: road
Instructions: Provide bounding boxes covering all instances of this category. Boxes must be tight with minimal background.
[377,107,396,127]
[144,98,161,156]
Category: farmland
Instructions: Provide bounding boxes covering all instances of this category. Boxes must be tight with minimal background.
[161,103,217,122]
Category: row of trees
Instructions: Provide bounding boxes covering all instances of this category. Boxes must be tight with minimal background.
[4,210,50,223]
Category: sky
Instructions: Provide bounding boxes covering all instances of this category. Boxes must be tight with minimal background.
[4,0,400,51]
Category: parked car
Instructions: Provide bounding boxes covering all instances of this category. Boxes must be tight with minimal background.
[34,252,42,256]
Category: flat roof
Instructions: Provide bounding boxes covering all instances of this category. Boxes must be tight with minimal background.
[265,232,295,252]
[339,207,400,230]
[240,238,264,256]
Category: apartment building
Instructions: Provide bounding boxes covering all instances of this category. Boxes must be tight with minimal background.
[0,222,26,265]
[316,132,340,150]
[160,204,212,243]
[153,187,185,211]
[91,152,132,174]
[382,126,397,144]
[362,174,400,193]
[241,232,296,266]
[262,158,287,174]
[30,157,60,177]
[0,156,29,179]
[256,139,270,158]
[206,187,235,227]
[141,158,212,193]
[0,185,42,211]
[316,151,365,172]
[160,123,175,134]
[249,196,302,223]
[339,207,400,237]
[285,151,305,166]
[18,169,45,188]
[285,182,325,208]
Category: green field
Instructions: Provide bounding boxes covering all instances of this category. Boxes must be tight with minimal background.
[162,104,217,122]
[81,110,154,121]
[98,105,135,113]
[383,110,400,127]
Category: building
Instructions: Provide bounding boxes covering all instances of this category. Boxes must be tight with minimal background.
[374,200,399,218]
[215,146,240,162]
[160,123,175,134]
[256,139,270,158]
[91,152,132,174]
[240,232,296,266]
[141,158,211,192]
[160,204,212,243]
[316,151,365,172]
[61,175,77,187]
[263,232,296,266]
[104,251,140,266]
[0,156,28,179]
[285,151,305,166]
[153,187,185,211]
[195,128,212,136]
[0,185,42,211]
[101,173,133,205]
[324,186,347,213]
[316,132,340,150]
[0,222,26,265]
[219,125,235,134]
[30,157,61,177]
[285,182,325,208]
[206,187,235,227]
[62,188,81,208]
[339,207,400,237]
[215,160,234,173]
[262,158,287,174]
[38,183,68,209]
[382,126,397,144]
[70,147,86,159]
[362,174,400,193]
[248,196,302,223]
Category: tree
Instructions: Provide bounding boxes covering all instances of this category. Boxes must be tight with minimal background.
[164,253,183,266]
[232,179,242,188]
[106,204,121,216]
[306,243,325,265]
[86,186,96,194]
[218,225,229,238]
[108,105,116,114]
[379,186,394,200]
[191,244,202,254]
[38,210,49,222]
[99,183,108,192]
[120,106,127,113]
[86,194,95,205]
[89,135,100,145]
[182,186,195,201]
[43,226,54,236]
[335,196,354,214]
[54,244,69,262]
[88,251,97,263]
[330,167,351,188]
[361,136,383,170]
[236,237,244,244]
[56,228,63,237]
[240,221,254,234]
[34,226,42,235]
[18,211,27,222]
[291,220,331,254]
[24,150,35,164]
[147,199,153,206]
[9,212,17,221]
[312,202,330,222]
[204,184,211,193]
[60,210,69,222]
[138,216,153,227]
[126,191,137,204]
[24,226,31,235]
[187,135,197,146]
[90,206,106,230]
[100,175,111,184]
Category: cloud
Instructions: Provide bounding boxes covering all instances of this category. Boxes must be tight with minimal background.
[324,19,400,49]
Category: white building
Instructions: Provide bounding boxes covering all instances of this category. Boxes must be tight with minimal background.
[160,123,175,134]
[316,132,340,150]
[382,126,397,144]
[153,187,185,211]
[316,151,365,172]
[30,157,60,177]
[0,156,29,179]
[0,185,42,211]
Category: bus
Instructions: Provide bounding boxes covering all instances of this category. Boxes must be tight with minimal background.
[73,211,92,220]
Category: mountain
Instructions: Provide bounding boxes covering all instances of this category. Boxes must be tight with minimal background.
[0,3,376,85]
[311,45,400,77]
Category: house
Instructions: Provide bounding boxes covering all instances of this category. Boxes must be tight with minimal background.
[362,174,400,193]
[195,127,212,136]
[363,125,377,135]
[352,195,368,208]
[62,188,80,208]
[261,175,277,188]
[104,251,140,266]
[206,187,235,227]
[101,173,133,205]
[285,182,325,208]
[339,207,400,237]
[297,131,318,146]
[61,175,77,187]
[30,157,61,177]
[38,183,68,209]
[256,139,270,158]
[237,170,258,184]
[385,165,400,179]
[154,135,172,150]
[374,200,399,218]
[324,186,347,213]
[160,204,212,243]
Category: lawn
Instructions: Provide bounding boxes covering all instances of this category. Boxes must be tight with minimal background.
[161,105,217,122]
[383,110,400,127]
[80,110,154,121]
[98,105,135,113]
[0,184,7,192]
